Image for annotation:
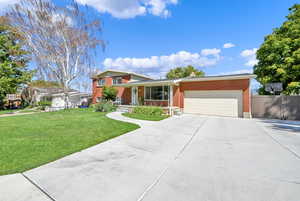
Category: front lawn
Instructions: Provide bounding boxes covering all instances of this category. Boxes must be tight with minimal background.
[0,109,17,115]
[0,109,139,175]
[123,112,169,121]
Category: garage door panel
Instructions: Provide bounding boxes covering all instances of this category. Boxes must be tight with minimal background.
[184,90,243,117]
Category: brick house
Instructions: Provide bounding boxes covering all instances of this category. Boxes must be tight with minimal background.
[92,70,256,118]
[91,70,153,104]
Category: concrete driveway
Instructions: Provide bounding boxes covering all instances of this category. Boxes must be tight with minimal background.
[1,113,300,201]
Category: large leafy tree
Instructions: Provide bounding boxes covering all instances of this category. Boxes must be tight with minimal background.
[166,65,205,79]
[254,4,300,95]
[0,17,33,109]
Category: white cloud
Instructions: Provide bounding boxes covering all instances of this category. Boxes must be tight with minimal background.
[201,48,221,56]
[240,48,257,57]
[75,0,178,19]
[103,49,222,78]
[223,43,235,49]
[0,0,19,10]
[52,13,73,26]
[240,48,258,66]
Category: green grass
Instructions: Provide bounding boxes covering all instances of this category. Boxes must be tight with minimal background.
[122,112,169,121]
[0,109,17,115]
[0,109,139,175]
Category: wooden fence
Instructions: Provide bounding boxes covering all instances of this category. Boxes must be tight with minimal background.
[251,95,300,120]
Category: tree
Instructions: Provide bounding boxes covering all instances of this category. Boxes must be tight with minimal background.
[102,86,118,101]
[254,4,300,95]
[166,65,205,79]
[6,0,105,108]
[28,80,62,88]
[0,16,33,109]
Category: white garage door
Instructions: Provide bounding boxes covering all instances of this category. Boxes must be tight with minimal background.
[184,90,243,117]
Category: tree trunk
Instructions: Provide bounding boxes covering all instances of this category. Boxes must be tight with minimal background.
[64,89,70,109]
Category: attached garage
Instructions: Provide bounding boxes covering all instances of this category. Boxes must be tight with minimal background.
[174,74,256,118]
[183,90,243,117]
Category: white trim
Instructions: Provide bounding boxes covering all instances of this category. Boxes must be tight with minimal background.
[131,86,138,105]
[112,77,122,85]
[97,79,105,87]
[179,74,256,83]
[93,69,152,80]
[170,85,173,106]
[120,80,177,87]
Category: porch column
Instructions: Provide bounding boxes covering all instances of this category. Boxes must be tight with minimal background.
[170,85,173,107]
[169,85,173,115]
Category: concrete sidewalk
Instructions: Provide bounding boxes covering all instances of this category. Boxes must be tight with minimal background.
[1,114,300,201]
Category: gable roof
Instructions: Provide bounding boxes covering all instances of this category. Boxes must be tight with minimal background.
[91,69,153,80]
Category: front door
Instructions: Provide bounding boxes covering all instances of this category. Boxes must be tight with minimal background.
[131,87,138,105]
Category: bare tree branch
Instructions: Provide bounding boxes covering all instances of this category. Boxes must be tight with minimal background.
[6,0,105,108]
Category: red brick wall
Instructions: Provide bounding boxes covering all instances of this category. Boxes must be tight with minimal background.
[175,79,250,112]
[92,75,131,104]
[173,86,182,108]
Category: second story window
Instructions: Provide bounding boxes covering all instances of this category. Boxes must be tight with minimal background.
[113,77,122,85]
[98,79,105,86]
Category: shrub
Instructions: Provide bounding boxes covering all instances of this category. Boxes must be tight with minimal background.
[38,101,51,110]
[94,101,116,112]
[132,106,163,116]
[102,86,118,101]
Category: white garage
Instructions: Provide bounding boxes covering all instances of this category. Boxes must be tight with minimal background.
[184,90,243,117]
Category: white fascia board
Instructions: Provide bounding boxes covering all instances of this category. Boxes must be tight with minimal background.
[180,74,256,82]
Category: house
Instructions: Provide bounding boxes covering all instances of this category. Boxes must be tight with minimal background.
[92,70,256,118]
[21,87,90,109]
[91,70,153,104]
[51,91,90,109]
[5,94,22,109]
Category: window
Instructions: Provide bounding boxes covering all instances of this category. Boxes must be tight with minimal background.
[96,97,102,103]
[114,97,122,105]
[113,77,122,85]
[98,79,105,86]
[145,87,151,100]
[145,86,169,100]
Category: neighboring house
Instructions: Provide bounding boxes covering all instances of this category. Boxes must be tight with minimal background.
[92,70,255,118]
[22,87,90,109]
[51,91,90,109]
[5,94,22,109]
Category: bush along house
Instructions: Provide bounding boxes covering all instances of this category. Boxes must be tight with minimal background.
[91,70,256,118]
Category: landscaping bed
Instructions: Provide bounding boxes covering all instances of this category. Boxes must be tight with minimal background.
[0,108,139,175]
[122,112,169,121]
[122,106,169,121]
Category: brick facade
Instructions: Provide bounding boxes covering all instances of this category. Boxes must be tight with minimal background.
[92,75,131,104]
[92,73,251,116]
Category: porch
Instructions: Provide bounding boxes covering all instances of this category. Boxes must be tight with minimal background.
[115,79,181,116]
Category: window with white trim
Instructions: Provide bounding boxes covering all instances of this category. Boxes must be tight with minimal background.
[113,77,122,85]
[145,86,169,100]
[98,79,105,86]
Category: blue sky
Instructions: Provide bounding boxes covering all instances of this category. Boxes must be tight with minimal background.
[0,0,298,90]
